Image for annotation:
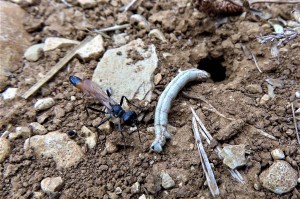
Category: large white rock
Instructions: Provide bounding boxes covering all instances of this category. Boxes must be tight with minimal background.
[0,1,31,90]
[76,35,104,62]
[92,39,158,102]
[259,160,298,194]
[41,176,64,194]
[24,43,44,62]
[0,137,11,163]
[24,131,84,169]
[43,37,79,52]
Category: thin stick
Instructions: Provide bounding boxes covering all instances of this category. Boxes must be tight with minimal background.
[22,36,93,99]
[192,117,220,197]
[61,0,72,7]
[291,102,300,144]
[120,0,139,12]
[250,52,263,73]
[191,107,213,141]
[94,24,131,32]
[183,92,235,121]
[255,128,277,140]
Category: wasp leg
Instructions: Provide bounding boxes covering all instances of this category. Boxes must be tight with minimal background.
[87,106,107,114]
[120,96,140,109]
[118,122,126,149]
[106,89,112,98]
[96,116,112,129]
[136,125,142,143]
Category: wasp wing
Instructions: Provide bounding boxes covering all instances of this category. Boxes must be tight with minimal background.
[81,80,117,110]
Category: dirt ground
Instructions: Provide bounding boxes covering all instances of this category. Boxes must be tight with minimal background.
[0,0,300,198]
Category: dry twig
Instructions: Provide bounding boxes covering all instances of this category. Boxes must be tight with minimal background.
[22,36,93,99]
[192,117,219,197]
[120,0,139,12]
[94,24,131,32]
[250,52,263,73]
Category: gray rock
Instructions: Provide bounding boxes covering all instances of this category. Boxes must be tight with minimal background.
[41,176,64,195]
[0,1,31,90]
[1,88,18,100]
[271,149,285,160]
[113,33,128,46]
[34,98,55,111]
[260,94,270,105]
[43,37,79,52]
[24,131,83,169]
[0,137,11,163]
[92,39,158,102]
[24,43,44,62]
[245,84,263,94]
[259,160,298,194]
[160,171,175,189]
[15,126,31,138]
[139,194,153,199]
[30,122,47,135]
[220,144,247,169]
[81,126,97,149]
[76,34,104,61]
[131,182,140,194]
[32,191,43,199]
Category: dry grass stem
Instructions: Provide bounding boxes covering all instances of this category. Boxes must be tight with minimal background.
[291,102,300,144]
[184,92,235,121]
[22,36,94,99]
[192,117,220,197]
[95,24,131,32]
[120,0,139,12]
[250,52,263,73]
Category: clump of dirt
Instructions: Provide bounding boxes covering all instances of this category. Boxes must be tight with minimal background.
[1,0,300,198]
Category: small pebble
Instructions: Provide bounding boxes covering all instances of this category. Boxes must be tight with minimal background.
[81,126,97,149]
[154,73,162,85]
[295,91,300,98]
[131,182,140,194]
[41,176,64,194]
[1,88,18,100]
[24,43,44,62]
[271,149,285,160]
[160,171,175,189]
[34,98,55,111]
[219,144,247,169]
[0,138,11,163]
[105,140,118,153]
[30,122,47,135]
[260,94,270,105]
[115,187,122,195]
[77,0,97,8]
[76,34,104,61]
[245,84,263,94]
[15,126,31,138]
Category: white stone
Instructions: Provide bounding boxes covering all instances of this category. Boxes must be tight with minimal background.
[259,160,298,194]
[271,149,285,160]
[11,0,37,5]
[220,144,247,169]
[77,0,97,8]
[32,191,43,199]
[154,73,162,85]
[105,140,118,153]
[30,122,47,135]
[92,39,158,102]
[260,94,270,105]
[81,126,97,149]
[131,182,140,194]
[139,194,153,199]
[115,187,122,194]
[2,88,18,100]
[160,171,175,189]
[24,131,84,169]
[76,34,104,61]
[113,33,128,46]
[34,97,55,111]
[24,43,44,61]
[0,138,11,163]
[43,37,79,52]
[15,126,31,138]
[41,176,64,194]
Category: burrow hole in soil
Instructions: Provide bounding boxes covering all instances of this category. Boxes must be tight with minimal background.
[197,56,227,82]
